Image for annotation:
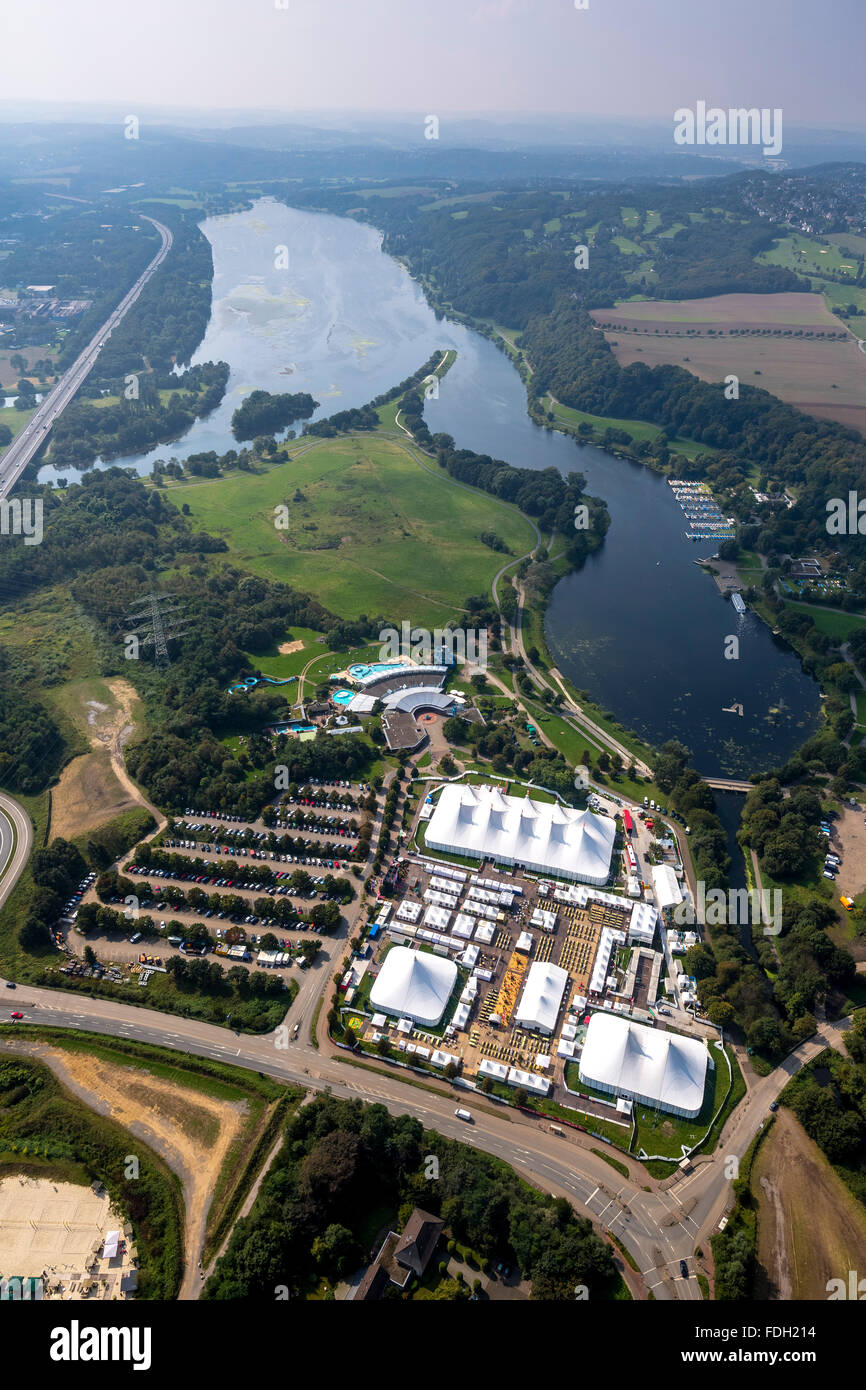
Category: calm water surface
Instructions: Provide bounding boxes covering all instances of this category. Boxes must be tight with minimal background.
[38,199,821,776]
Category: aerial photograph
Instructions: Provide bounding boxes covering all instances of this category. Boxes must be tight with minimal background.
[0,0,865,1363]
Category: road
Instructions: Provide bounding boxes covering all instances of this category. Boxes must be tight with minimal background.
[0,793,33,909]
[0,216,173,500]
[0,735,852,1297]
[0,964,851,1298]
[0,786,852,1299]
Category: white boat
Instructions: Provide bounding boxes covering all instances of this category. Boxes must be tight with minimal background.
[731,593,746,614]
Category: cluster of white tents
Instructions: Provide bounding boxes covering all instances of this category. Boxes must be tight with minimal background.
[425,784,616,884]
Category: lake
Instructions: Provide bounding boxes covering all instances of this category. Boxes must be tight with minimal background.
[38,198,821,776]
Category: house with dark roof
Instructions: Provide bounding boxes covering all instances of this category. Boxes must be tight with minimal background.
[354,1208,444,1300]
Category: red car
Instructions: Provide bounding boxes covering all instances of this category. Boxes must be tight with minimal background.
[10,1012,23,1020]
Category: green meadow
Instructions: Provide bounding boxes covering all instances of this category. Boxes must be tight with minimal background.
[166,432,537,626]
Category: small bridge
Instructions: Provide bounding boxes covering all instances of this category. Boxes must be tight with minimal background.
[703,777,754,792]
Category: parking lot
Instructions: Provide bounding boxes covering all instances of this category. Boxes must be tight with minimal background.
[57,780,379,982]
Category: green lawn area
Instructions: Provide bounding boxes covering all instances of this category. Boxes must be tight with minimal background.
[243,627,327,680]
[812,278,866,319]
[547,398,711,461]
[613,235,644,257]
[166,431,537,626]
[758,231,860,279]
[784,603,866,642]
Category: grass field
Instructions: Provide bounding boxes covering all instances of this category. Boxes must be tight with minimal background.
[166,432,537,625]
[592,292,866,433]
[752,1107,866,1300]
[758,231,861,280]
[51,749,140,841]
[547,398,712,462]
[783,602,866,641]
[243,627,327,680]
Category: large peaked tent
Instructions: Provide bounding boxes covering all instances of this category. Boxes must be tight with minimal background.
[578,1013,709,1117]
[370,946,457,1027]
[425,784,615,884]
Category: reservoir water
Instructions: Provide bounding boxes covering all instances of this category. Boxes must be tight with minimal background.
[38,198,821,777]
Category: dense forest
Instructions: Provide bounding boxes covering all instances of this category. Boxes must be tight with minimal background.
[92,206,220,377]
[204,1093,618,1300]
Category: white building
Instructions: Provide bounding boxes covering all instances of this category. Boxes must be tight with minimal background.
[507,1066,550,1097]
[370,946,457,1027]
[578,1013,709,1118]
[628,901,659,947]
[514,960,568,1035]
[588,926,627,996]
[652,864,683,912]
[425,784,616,884]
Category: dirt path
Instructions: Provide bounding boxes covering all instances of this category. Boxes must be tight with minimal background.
[752,1107,866,1299]
[758,1173,793,1300]
[50,678,164,841]
[100,678,165,831]
[203,1128,284,1284]
[12,1042,248,1301]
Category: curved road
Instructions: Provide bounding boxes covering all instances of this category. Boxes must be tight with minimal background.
[0,785,853,1299]
[0,215,173,500]
[0,793,33,910]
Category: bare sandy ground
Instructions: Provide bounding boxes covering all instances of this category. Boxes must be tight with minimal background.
[278,639,304,655]
[31,1046,248,1301]
[0,1176,120,1281]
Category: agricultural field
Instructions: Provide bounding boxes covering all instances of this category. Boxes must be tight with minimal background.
[165,432,537,625]
[591,292,866,433]
[752,1107,866,1301]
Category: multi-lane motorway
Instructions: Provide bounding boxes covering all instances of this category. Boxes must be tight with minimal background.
[0,793,851,1300]
[0,215,172,500]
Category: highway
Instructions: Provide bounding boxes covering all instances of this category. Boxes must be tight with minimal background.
[0,788,854,1298]
[0,215,173,500]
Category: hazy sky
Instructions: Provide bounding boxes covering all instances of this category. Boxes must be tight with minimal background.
[4,0,865,127]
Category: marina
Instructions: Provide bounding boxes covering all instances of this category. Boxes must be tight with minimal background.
[668,479,735,542]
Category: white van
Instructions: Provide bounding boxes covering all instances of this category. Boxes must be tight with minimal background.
[454,1108,473,1123]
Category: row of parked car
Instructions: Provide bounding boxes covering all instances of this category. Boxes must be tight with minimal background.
[822,816,842,880]
[64,871,97,917]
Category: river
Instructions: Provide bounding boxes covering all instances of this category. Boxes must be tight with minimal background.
[37,198,821,777]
